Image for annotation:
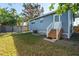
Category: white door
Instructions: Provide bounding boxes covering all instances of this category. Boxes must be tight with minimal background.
[53,14,61,29]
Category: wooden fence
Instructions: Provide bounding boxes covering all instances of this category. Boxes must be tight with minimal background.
[0,25,27,33]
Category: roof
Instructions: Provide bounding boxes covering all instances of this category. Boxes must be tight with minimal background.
[30,11,55,21]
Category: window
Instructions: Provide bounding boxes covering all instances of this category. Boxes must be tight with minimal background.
[31,22,35,24]
[40,18,44,23]
[40,20,43,23]
[55,15,59,22]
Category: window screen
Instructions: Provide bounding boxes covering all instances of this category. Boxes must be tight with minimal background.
[55,15,59,22]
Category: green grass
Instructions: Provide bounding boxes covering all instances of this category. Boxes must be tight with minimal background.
[0,32,79,56]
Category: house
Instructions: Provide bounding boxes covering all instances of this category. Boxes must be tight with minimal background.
[29,10,74,39]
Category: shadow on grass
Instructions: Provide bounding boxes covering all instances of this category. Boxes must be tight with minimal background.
[11,32,44,56]
[0,33,12,37]
[70,33,79,41]
[11,32,79,56]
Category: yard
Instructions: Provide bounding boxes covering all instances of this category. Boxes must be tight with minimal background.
[0,32,79,56]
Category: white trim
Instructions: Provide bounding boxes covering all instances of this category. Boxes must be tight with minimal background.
[68,10,69,38]
[69,12,74,37]
[68,10,74,38]
[53,14,60,21]
[59,15,62,28]
[53,14,62,40]
[72,13,74,34]
[46,23,53,37]
[53,14,61,29]
[68,10,71,39]
[53,14,55,26]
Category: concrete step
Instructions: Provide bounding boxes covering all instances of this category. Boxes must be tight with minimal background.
[44,38,58,43]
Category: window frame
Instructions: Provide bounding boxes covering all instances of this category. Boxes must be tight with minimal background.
[40,18,44,23]
[54,15,60,22]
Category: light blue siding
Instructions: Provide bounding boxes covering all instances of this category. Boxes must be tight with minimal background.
[69,10,74,36]
[61,12,68,33]
[38,15,53,30]
[29,19,40,31]
[29,10,73,38]
[29,14,53,33]
[61,10,73,38]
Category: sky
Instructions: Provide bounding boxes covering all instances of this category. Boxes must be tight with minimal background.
[0,3,24,14]
[0,3,78,26]
[0,3,52,14]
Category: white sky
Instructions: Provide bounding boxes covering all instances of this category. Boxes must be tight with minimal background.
[0,3,78,26]
[0,3,58,14]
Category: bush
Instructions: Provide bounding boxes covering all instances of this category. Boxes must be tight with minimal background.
[33,30,38,33]
[74,26,79,33]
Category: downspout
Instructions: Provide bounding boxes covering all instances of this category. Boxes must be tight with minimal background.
[68,10,70,39]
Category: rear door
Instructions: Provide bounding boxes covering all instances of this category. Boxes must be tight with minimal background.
[53,14,61,29]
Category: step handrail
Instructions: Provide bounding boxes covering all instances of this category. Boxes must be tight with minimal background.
[46,23,53,37]
[46,22,62,39]
[56,22,62,39]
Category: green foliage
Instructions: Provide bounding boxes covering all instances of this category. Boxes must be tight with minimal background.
[0,7,22,26]
[49,3,55,11]
[71,4,79,13]
[16,15,22,26]
[0,8,10,24]
[49,3,79,15]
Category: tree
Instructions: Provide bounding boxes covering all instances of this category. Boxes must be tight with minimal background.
[16,15,23,32]
[0,8,17,25]
[0,5,24,32]
[22,3,44,21]
[0,7,18,32]
[22,3,44,31]
[0,8,17,32]
[49,3,79,16]
[0,8,9,25]
[9,8,17,32]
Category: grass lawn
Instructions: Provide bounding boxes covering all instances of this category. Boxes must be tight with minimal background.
[0,32,79,56]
